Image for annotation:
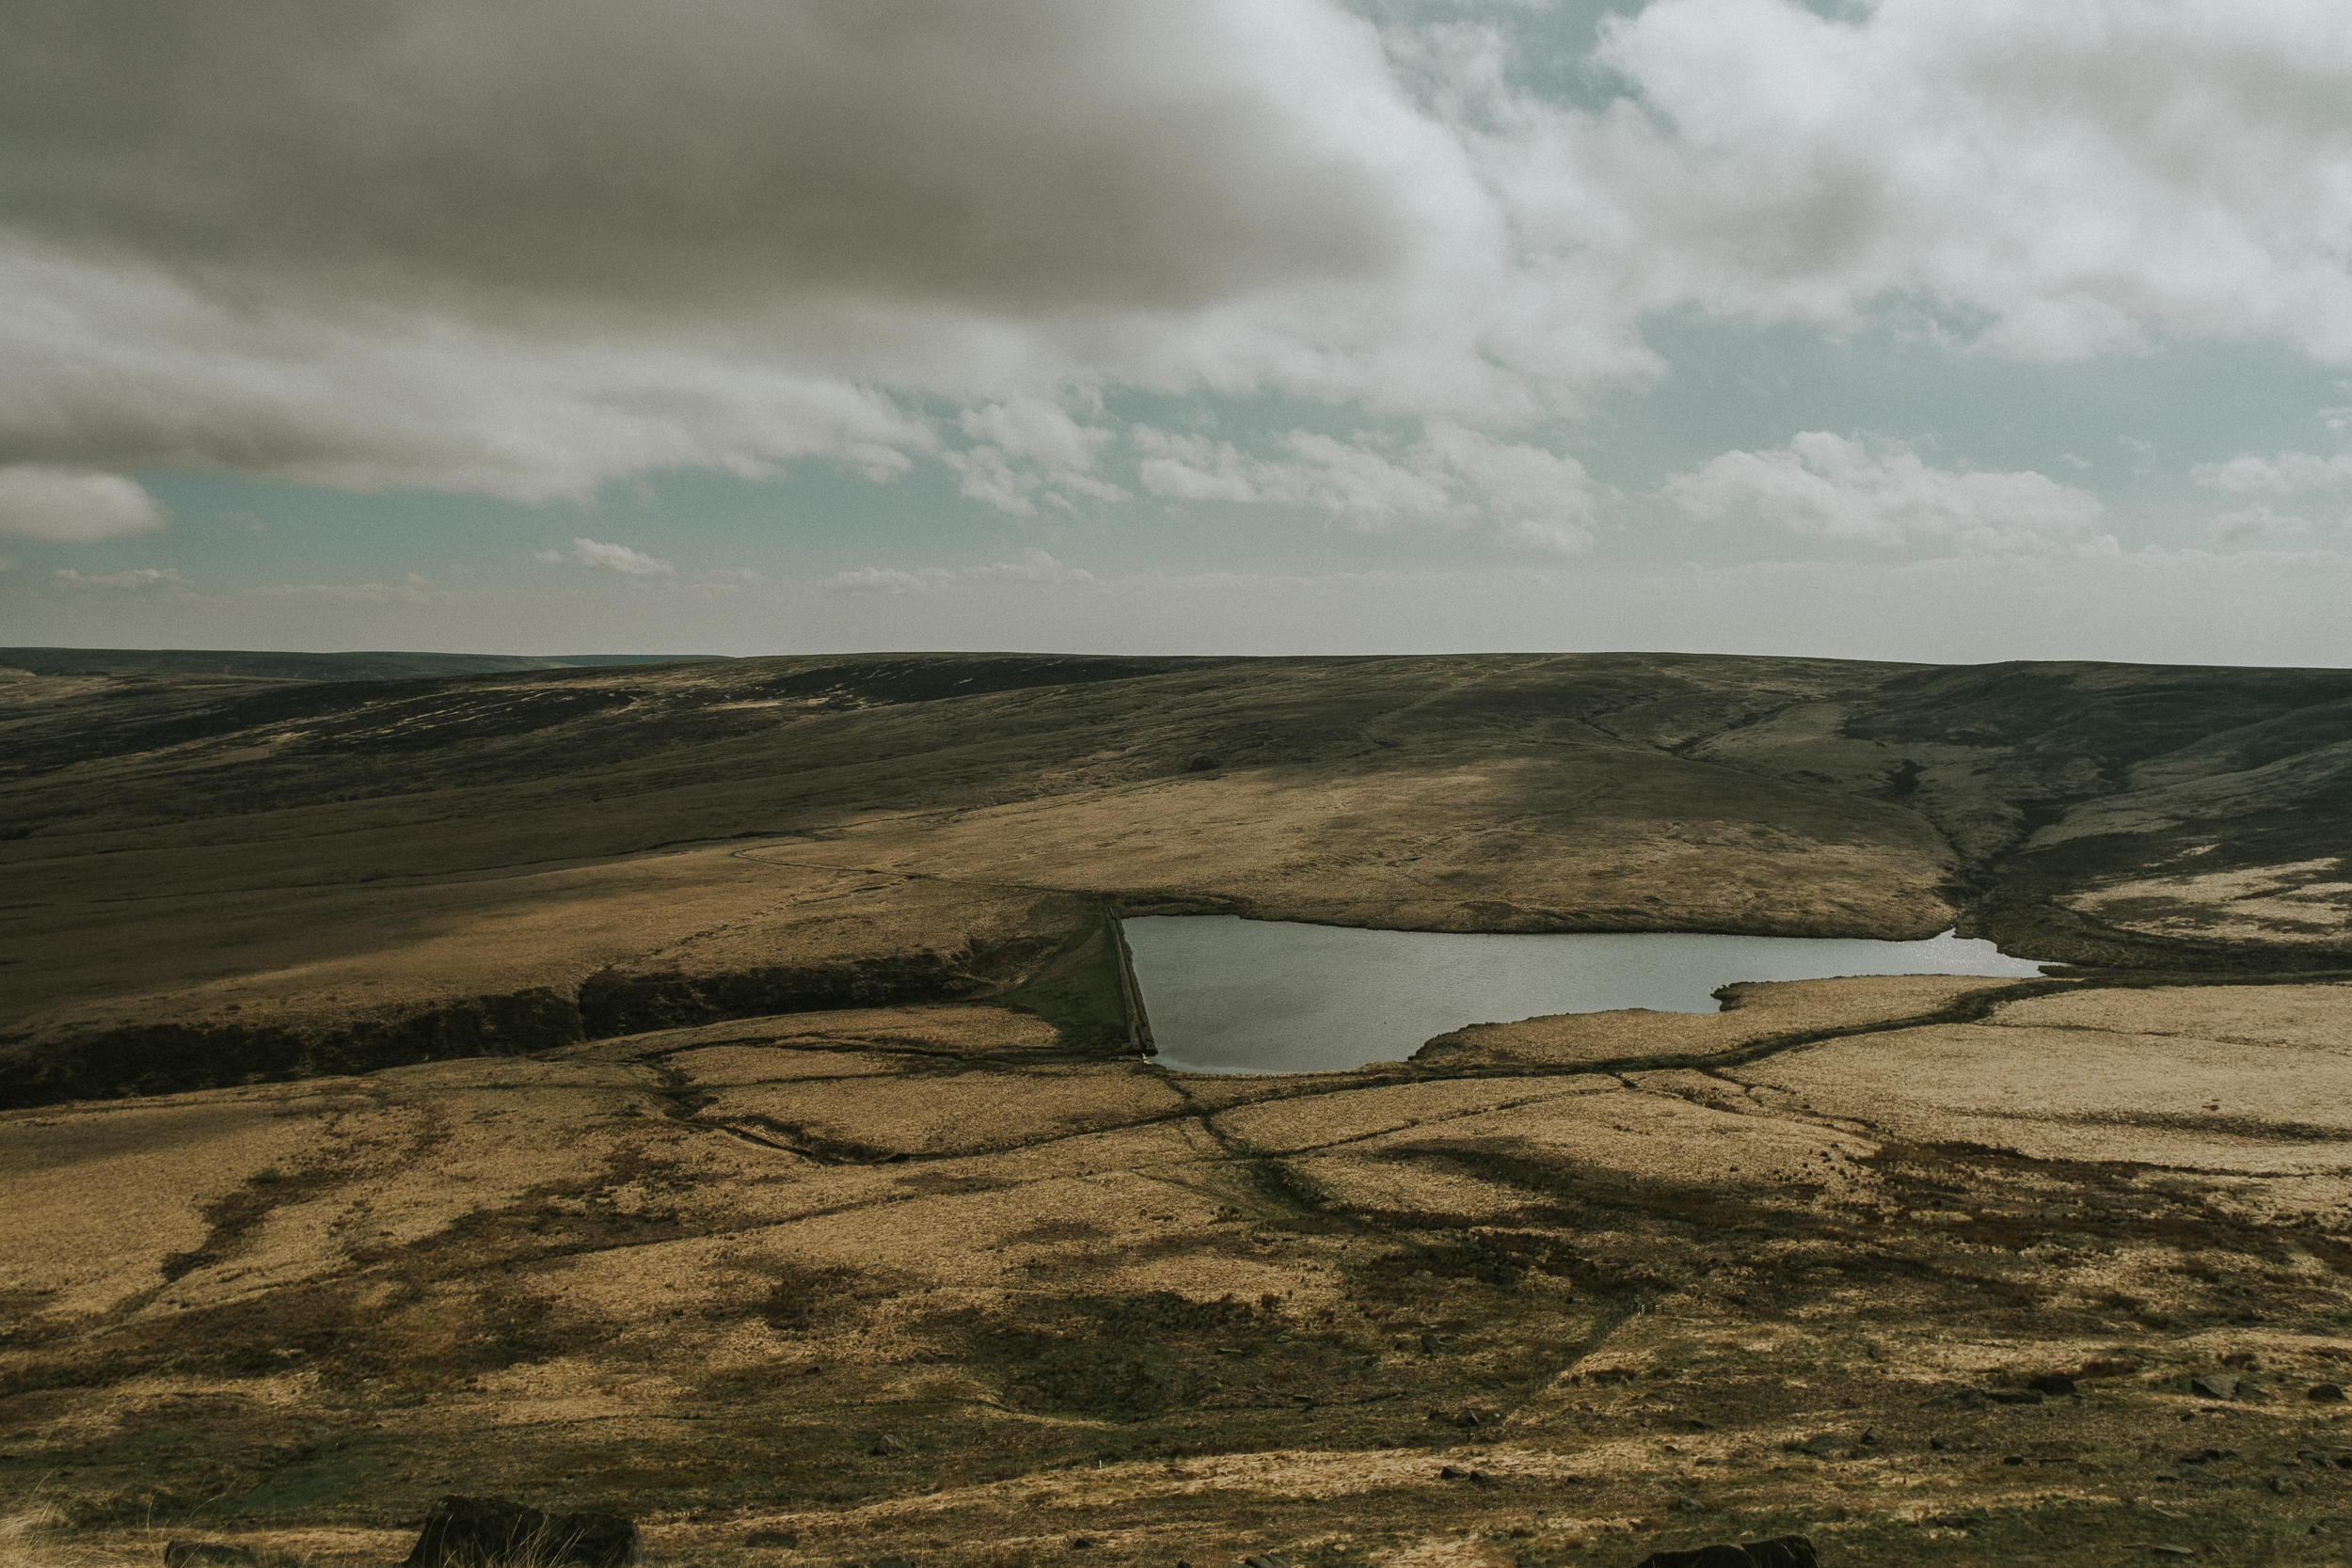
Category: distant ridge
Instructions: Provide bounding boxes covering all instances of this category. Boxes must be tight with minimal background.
[0,647,731,682]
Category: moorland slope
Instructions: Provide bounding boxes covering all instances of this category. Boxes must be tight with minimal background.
[3,650,2348,1102]
[3,649,2351,1566]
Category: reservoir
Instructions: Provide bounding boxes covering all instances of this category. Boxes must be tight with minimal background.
[1122,916,2052,1075]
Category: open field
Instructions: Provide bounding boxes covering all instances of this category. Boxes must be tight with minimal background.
[3,650,2350,1565]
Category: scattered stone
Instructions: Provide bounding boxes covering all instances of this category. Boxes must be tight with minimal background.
[1987,1389,2045,1406]
[2157,1465,2225,1486]
[1436,1465,1497,1485]
[1928,1436,1950,1450]
[1633,1536,1816,1568]
[1923,1514,1977,1531]
[744,1532,800,1549]
[2150,1548,2196,1559]
[1184,756,1220,772]
[2188,1373,2239,1401]
[1791,1433,1849,1459]
[401,1496,641,1568]
[2312,1519,2352,1536]
[165,1545,259,1568]
[2271,1473,2305,1495]
[2026,1374,2077,1397]
[2311,1385,2348,1402]
[1240,1555,1291,1568]
[869,1433,912,1456]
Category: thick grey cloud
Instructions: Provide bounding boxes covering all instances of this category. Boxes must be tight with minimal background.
[1,1,1409,315]
[0,0,1468,499]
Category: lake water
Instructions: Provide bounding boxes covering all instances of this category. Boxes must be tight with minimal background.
[1122,915,2052,1075]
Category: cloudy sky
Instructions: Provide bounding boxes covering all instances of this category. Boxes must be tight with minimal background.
[5,0,2352,663]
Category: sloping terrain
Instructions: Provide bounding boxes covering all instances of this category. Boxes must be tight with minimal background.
[3,650,2349,1103]
[4,970,2350,1568]
[3,648,2351,1567]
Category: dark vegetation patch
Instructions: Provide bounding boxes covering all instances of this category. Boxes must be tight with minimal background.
[578,956,990,1040]
[161,1157,355,1284]
[1853,1139,2352,1275]
[757,1259,909,1334]
[1982,824,2352,971]
[1845,663,2352,787]
[0,1275,593,1403]
[0,988,585,1109]
[1359,1229,1570,1290]
[1,1144,699,1406]
[983,909,1150,1054]
[723,656,1206,711]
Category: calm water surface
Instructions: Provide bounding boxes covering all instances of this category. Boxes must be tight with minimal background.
[1123,916,2051,1075]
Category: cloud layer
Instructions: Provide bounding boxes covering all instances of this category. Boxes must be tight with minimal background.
[1664,433,2110,557]
[0,467,164,541]
[7,0,2352,564]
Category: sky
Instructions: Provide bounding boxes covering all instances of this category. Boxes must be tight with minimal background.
[4,0,2352,665]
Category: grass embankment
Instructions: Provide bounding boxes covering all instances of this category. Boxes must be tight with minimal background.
[984,908,1152,1056]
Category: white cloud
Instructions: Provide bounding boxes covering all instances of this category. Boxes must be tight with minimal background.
[1132,420,1594,550]
[1256,432,1468,530]
[0,467,165,540]
[825,549,1096,594]
[2207,504,2319,544]
[51,565,183,589]
[1416,421,1597,554]
[939,447,1043,515]
[962,548,1098,586]
[1664,432,2108,556]
[1134,433,1265,504]
[959,399,1113,476]
[568,537,675,577]
[942,400,1130,515]
[2192,451,2352,494]
[823,566,933,596]
[1559,0,2352,361]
